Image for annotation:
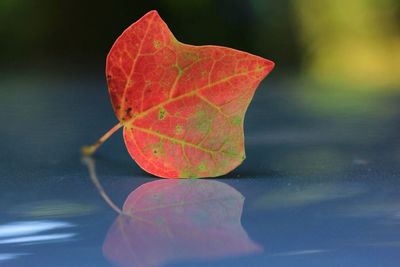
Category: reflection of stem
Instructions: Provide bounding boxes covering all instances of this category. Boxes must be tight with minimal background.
[82,156,122,214]
[81,122,123,156]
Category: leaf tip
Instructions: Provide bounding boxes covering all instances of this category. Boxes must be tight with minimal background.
[262,58,275,73]
[146,10,160,18]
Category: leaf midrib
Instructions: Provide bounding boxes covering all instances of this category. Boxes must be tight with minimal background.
[125,68,259,125]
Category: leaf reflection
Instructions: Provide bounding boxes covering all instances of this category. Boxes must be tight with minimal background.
[83,156,261,267]
[103,179,261,267]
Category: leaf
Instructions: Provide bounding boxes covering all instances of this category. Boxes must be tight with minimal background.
[103,179,262,267]
[106,10,274,178]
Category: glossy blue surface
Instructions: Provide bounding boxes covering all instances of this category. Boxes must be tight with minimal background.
[1,72,399,266]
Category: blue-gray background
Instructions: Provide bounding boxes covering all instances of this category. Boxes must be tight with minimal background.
[1,1,399,266]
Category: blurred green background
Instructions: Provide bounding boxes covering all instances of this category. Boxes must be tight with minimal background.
[1,0,399,87]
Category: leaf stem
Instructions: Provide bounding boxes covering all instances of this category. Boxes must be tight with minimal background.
[82,156,122,214]
[81,122,123,156]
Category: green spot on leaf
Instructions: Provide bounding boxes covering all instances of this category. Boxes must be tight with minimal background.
[184,52,199,61]
[198,162,207,172]
[174,63,183,75]
[231,116,242,126]
[175,125,184,135]
[159,108,166,120]
[194,110,210,133]
[147,141,165,157]
[153,40,161,49]
[255,63,264,72]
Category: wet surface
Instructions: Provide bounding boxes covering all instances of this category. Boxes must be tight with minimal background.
[0,71,399,266]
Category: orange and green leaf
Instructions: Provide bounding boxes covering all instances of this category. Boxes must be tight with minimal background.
[86,10,274,178]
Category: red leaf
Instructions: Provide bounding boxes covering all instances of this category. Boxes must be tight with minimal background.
[105,10,274,178]
[103,179,262,267]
